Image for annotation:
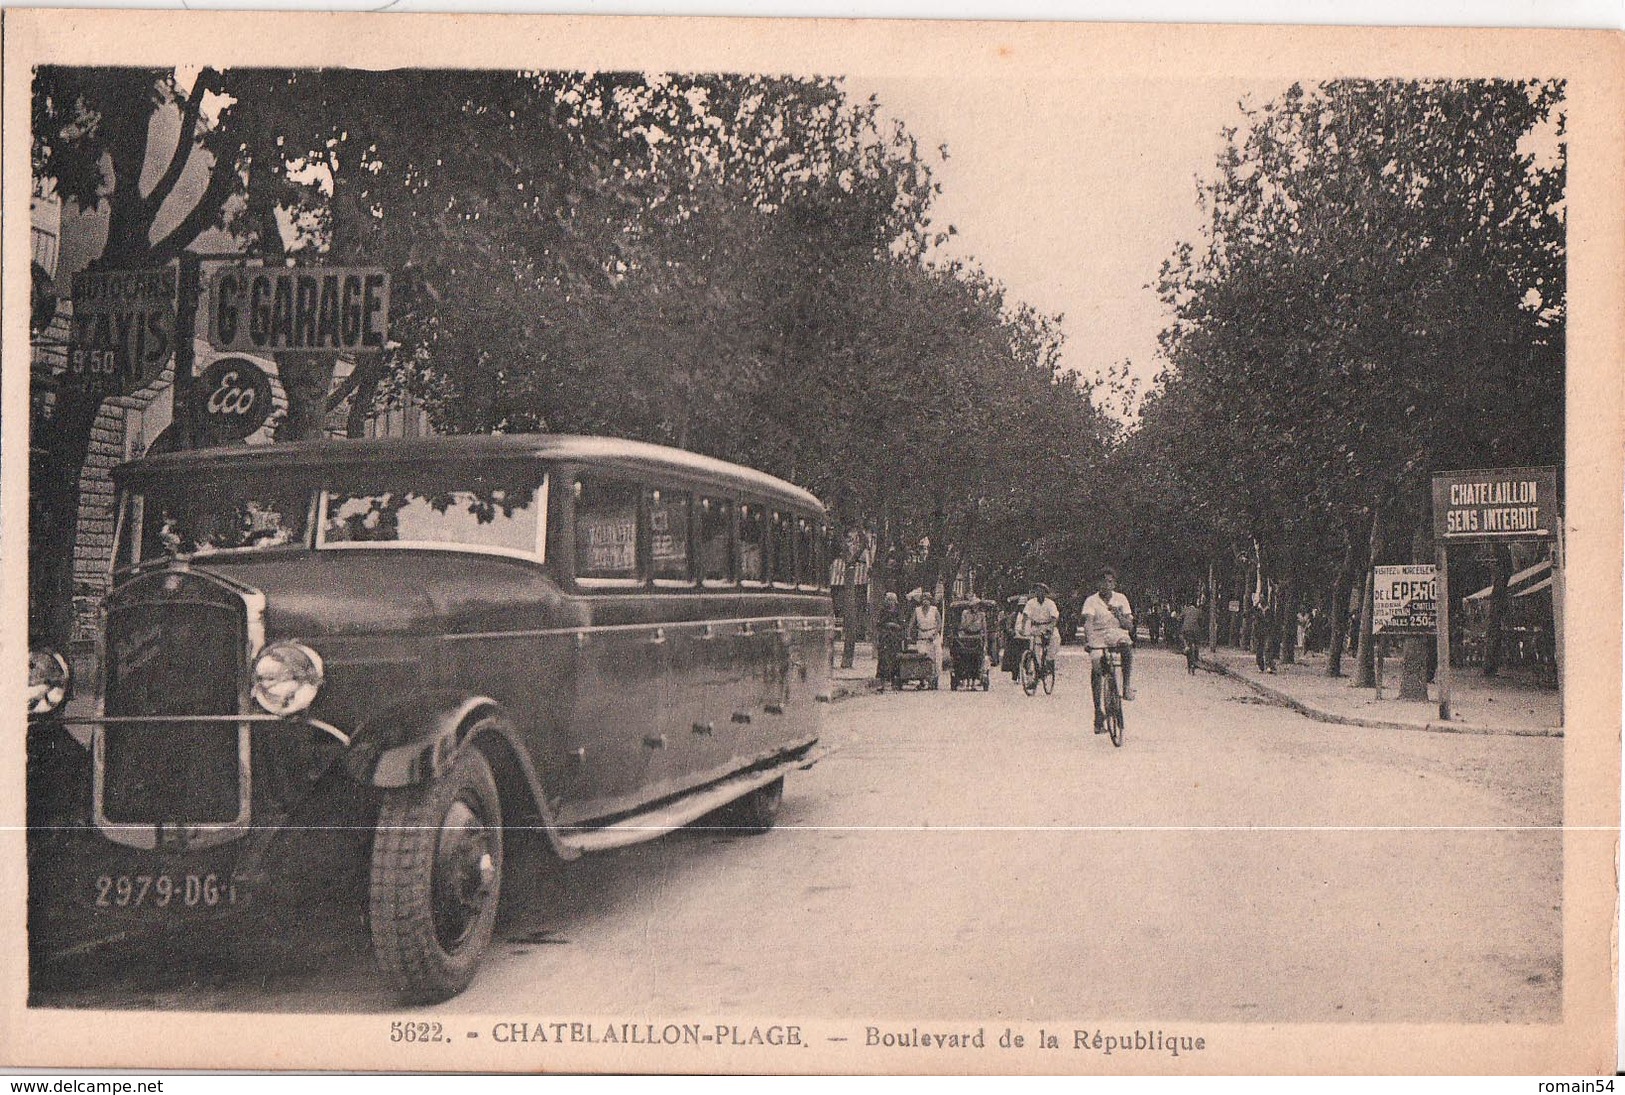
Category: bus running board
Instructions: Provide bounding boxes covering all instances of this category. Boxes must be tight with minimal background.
[558,753,813,854]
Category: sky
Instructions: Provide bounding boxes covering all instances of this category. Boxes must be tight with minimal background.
[861,74,1264,403]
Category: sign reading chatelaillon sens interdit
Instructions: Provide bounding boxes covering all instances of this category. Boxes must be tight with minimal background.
[1431,466,1560,542]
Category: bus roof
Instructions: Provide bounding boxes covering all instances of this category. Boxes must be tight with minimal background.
[115,434,825,513]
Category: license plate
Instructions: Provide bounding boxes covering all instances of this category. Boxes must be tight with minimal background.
[90,873,247,911]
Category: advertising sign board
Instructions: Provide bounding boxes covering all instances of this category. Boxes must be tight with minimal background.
[68,266,178,387]
[209,266,389,354]
[194,357,274,442]
[1372,564,1436,636]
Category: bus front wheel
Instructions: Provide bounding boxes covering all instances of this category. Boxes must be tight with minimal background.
[369,744,504,1003]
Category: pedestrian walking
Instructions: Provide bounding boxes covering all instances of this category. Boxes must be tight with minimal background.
[910,590,944,687]
[875,591,905,686]
[829,535,856,669]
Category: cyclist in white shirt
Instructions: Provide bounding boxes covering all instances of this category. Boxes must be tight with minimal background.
[1080,566,1136,731]
[1018,582,1061,675]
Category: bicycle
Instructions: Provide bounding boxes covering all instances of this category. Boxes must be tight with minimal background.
[1095,646,1126,747]
[1183,634,1201,675]
[1019,629,1057,696]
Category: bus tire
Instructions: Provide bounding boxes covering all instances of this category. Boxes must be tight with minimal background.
[728,776,784,835]
[369,744,503,1003]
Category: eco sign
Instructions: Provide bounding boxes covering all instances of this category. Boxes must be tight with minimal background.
[194,357,274,442]
[1432,467,1558,542]
[1372,565,1436,636]
[209,266,389,354]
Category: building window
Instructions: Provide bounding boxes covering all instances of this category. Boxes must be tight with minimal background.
[697,497,734,585]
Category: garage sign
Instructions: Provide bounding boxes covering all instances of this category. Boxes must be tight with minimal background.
[209,266,389,354]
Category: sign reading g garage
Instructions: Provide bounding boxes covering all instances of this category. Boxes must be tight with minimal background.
[209,266,389,354]
[1432,466,1559,543]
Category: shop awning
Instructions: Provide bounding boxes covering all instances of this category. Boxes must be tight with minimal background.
[1517,575,1553,597]
[1464,558,1552,601]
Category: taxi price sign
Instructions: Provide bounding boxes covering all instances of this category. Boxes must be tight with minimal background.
[68,266,178,388]
[1372,564,1436,636]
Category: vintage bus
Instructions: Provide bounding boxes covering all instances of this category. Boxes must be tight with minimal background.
[27,434,834,1001]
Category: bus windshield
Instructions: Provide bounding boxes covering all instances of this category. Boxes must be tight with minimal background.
[129,480,314,563]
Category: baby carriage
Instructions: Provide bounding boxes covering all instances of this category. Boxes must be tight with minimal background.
[948,599,993,691]
[892,647,938,690]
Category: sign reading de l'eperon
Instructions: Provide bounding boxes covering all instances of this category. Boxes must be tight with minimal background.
[1431,466,1559,542]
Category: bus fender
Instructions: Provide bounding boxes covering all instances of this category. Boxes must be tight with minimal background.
[347,693,501,788]
[346,693,577,859]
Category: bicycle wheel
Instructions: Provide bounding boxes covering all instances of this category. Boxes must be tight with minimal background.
[1103,667,1124,747]
[1041,658,1055,695]
[1020,650,1039,696]
[1186,643,1199,675]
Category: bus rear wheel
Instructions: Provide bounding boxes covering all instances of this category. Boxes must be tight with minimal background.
[727,776,784,834]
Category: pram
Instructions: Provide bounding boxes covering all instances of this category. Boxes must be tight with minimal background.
[948,599,993,691]
[892,647,938,690]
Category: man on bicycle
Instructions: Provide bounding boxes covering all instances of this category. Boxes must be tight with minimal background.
[1018,582,1061,677]
[1082,567,1135,731]
[1180,599,1204,656]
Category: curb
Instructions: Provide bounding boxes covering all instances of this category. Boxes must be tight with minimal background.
[827,675,885,704]
[1199,657,1563,739]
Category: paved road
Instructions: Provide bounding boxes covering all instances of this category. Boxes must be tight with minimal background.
[31,647,1561,1021]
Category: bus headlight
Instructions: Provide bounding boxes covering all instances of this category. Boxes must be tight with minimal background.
[27,649,71,716]
[252,641,324,716]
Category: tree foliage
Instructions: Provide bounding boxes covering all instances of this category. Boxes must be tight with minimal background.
[31,65,1111,640]
[1114,78,1565,677]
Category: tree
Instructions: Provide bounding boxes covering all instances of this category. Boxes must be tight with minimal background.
[30,66,236,644]
[1120,79,1565,683]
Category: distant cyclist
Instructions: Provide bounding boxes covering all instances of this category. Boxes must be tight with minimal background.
[1081,567,1135,732]
[1018,582,1061,675]
[1179,598,1204,672]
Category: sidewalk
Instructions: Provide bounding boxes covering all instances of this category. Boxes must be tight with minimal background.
[829,641,887,702]
[1200,646,1561,737]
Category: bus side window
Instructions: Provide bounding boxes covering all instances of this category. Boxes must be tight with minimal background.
[771,510,796,586]
[698,496,735,586]
[795,515,819,589]
[739,503,767,585]
[574,475,643,583]
[649,488,693,585]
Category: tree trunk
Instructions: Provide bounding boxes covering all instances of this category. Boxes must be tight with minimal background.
[1399,522,1432,700]
[273,353,339,442]
[1353,509,1383,688]
[1327,525,1358,677]
[1230,557,1248,647]
[1206,560,1218,651]
[29,390,105,647]
[1483,543,1512,677]
[1278,569,1297,666]
[344,363,384,439]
